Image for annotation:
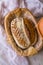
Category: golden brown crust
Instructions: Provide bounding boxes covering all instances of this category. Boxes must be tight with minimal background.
[4,8,42,56]
[38,18,43,37]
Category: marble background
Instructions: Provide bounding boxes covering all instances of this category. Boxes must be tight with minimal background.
[0,0,43,65]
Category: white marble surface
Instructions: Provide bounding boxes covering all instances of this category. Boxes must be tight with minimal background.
[0,0,43,65]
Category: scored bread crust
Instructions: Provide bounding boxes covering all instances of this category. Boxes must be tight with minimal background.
[4,8,43,56]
